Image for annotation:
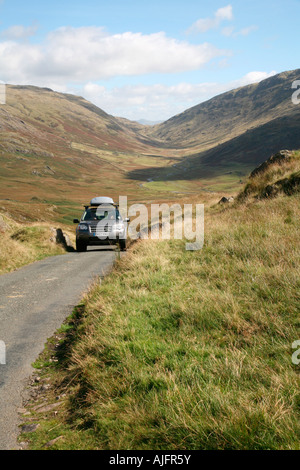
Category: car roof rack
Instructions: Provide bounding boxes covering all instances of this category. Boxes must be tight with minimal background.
[83,197,119,210]
[90,197,115,206]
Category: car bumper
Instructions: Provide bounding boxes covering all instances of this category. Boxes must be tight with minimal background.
[76,232,126,245]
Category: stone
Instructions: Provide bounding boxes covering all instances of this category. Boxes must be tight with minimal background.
[33,401,62,413]
[43,436,63,448]
[218,196,234,204]
[250,150,293,178]
[50,228,74,251]
[21,423,40,433]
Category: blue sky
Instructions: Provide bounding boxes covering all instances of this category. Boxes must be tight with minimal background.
[0,0,299,121]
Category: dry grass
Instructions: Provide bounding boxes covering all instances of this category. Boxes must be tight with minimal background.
[238,150,300,201]
[0,212,74,274]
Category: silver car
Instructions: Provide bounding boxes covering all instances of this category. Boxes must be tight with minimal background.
[73,197,129,252]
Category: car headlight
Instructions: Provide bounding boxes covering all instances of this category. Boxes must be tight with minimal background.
[78,224,89,231]
[115,224,125,232]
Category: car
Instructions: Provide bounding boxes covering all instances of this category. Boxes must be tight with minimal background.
[73,197,129,252]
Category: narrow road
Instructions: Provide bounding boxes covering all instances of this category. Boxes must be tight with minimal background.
[0,247,120,450]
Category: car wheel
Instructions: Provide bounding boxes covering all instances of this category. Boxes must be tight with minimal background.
[76,240,87,252]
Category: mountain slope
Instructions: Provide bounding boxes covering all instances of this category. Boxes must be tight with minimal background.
[0,85,176,220]
[145,69,300,152]
[0,85,163,157]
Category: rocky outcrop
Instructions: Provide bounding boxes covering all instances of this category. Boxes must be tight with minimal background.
[50,228,74,251]
[218,196,234,204]
[261,172,300,198]
[250,150,293,178]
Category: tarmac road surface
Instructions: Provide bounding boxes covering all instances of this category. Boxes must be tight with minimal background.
[0,247,120,450]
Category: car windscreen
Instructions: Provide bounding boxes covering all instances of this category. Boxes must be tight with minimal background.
[82,206,121,221]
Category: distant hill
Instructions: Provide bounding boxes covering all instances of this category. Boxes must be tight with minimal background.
[137,119,163,126]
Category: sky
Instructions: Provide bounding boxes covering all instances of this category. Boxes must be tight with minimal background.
[0,0,299,121]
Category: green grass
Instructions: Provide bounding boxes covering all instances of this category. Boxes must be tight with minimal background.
[20,191,300,450]
[143,179,195,193]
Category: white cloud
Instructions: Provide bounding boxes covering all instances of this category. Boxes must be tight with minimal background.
[0,26,228,84]
[222,25,258,37]
[0,22,275,122]
[188,6,257,39]
[0,24,38,40]
[187,5,233,34]
[216,5,234,21]
[237,25,258,36]
[233,71,277,87]
[222,26,235,37]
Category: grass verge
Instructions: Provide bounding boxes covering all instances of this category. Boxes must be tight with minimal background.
[0,213,74,274]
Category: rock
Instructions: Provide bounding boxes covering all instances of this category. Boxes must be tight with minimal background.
[261,184,279,198]
[18,441,29,450]
[260,173,300,198]
[51,228,74,251]
[218,196,234,204]
[63,233,74,250]
[32,169,42,176]
[219,197,228,204]
[21,423,40,433]
[17,408,27,414]
[44,165,56,174]
[43,436,63,448]
[250,150,293,178]
[33,401,62,413]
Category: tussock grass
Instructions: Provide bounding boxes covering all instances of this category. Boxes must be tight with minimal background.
[238,150,300,201]
[23,190,300,450]
[0,213,72,274]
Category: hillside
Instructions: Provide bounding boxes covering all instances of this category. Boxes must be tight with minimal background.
[0,85,154,155]
[146,69,300,151]
[0,85,181,222]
